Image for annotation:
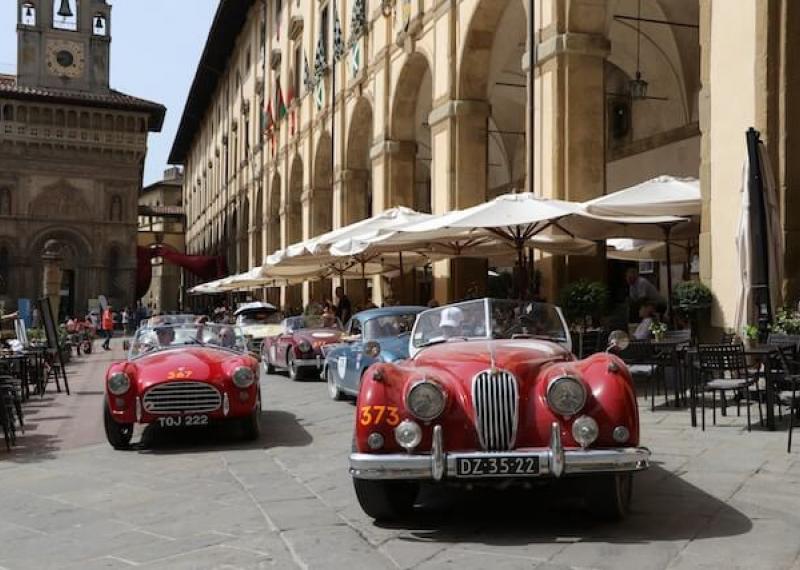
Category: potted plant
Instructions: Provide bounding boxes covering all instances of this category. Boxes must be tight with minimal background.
[650,321,667,342]
[742,324,759,349]
[771,307,800,335]
[672,280,713,342]
[559,280,609,356]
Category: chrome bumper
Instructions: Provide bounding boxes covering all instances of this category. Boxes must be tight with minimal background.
[350,423,650,481]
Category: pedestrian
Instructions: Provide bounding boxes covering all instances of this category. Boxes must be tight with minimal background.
[334,286,352,325]
[625,267,666,319]
[31,306,41,329]
[121,307,129,335]
[101,303,114,351]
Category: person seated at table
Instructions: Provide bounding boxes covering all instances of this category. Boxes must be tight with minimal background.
[633,303,660,340]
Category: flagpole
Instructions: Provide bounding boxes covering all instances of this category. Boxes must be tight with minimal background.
[331,0,338,301]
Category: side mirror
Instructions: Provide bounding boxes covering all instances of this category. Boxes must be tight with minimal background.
[607,330,630,353]
[122,340,130,351]
[363,341,381,358]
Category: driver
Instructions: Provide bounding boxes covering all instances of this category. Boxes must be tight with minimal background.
[217,326,237,348]
[154,326,175,347]
[439,307,464,338]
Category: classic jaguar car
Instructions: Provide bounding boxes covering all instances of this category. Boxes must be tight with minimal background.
[350,298,650,521]
[324,306,426,400]
[261,315,343,380]
[104,323,261,449]
[234,302,282,355]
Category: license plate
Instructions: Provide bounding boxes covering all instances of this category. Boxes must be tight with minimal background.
[455,455,540,477]
[157,414,209,428]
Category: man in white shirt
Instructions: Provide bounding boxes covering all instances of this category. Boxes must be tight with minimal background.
[626,267,665,307]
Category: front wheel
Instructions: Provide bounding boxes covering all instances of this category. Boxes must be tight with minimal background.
[327,367,344,401]
[353,479,419,521]
[584,472,633,521]
[103,401,133,450]
[240,394,262,441]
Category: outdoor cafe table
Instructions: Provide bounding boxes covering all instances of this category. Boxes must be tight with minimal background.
[684,344,781,431]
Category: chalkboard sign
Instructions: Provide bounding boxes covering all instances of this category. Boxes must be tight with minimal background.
[37,296,70,395]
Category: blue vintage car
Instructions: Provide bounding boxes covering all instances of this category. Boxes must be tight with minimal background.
[323,306,426,400]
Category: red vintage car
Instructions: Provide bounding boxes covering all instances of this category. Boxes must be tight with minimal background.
[261,315,343,380]
[350,298,650,521]
[104,323,261,449]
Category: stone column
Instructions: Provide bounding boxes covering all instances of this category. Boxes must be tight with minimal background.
[532,0,610,301]
[41,240,64,322]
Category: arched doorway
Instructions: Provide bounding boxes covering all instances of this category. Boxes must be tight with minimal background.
[345,98,373,224]
[253,184,264,267]
[29,229,93,320]
[390,53,432,213]
[311,133,334,302]
[241,197,250,272]
[268,172,282,253]
[286,156,304,311]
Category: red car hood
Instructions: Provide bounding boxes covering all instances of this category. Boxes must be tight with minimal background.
[128,347,250,387]
[412,339,573,385]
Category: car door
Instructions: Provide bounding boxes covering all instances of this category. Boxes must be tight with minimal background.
[342,318,365,393]
[274,320,292,366]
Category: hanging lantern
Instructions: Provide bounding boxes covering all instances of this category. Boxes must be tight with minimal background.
[57,0,74,19]
[629,71,649,100]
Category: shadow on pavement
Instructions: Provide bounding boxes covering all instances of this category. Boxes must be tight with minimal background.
[135,410,313,454]
[378,465,752,544]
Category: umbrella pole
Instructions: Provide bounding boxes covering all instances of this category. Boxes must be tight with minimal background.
[517,242,525,300]
[361,261,368,303]
[664,225,674,327]
[399,250,404,304]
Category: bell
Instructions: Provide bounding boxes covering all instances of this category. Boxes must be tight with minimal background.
[24,4,33,18]
[94,15,104,30]
[57,0,74,19]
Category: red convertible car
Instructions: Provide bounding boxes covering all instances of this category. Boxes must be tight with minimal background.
[350,298,650,520]
[104,323,261,449]
[261,315,343,380]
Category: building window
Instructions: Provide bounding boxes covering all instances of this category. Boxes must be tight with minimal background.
[21,2,36,26]
[294,41,303,99]
[245,49,251,75]
[320,3,330,65]
[53,0,78,31]
[244,117,250,157]
[1,105,13,122]
[0,246,9,295]
[0,188,11,215]
[110,195,122,221]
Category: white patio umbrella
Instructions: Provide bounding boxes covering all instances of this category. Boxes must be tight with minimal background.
[584,176,701,218]
[607,239,691,263]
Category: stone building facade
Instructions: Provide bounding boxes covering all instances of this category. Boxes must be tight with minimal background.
[137,167,186,315]
[172,0,799,328]
[0,0,165,319]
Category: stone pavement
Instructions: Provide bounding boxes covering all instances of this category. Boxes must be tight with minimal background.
[0,344,799,569]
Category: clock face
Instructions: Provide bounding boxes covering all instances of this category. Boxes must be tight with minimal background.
[45,40,85,79]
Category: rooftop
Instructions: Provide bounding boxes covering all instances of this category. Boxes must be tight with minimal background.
[0,74,166,131]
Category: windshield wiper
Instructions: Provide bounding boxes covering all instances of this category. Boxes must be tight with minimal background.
[417,336,470,348]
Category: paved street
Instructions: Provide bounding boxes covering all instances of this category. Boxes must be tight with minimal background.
[0,344,799,570]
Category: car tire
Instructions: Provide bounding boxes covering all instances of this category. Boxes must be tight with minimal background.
[327,367,344,401]
[103,400,133,450]
[287,351,302,381]
[585,472,633,521]
[353,479,419,521]
[240,394,262,441]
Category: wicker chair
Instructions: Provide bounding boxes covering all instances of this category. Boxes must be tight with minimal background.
[697,342,763,431]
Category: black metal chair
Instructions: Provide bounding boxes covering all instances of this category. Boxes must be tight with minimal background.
[766,343,800,452]
[697,342,763,431]
[620,339,667,411]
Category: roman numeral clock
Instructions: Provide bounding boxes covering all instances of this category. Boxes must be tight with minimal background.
[45,40,86,79]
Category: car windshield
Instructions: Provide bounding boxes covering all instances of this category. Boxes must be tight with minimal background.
[286,315,342,331]
[128,323,247,358]
[363,313,418,341]
[236,310,281,326]
[140,314,198,328]
[411,299,569,349]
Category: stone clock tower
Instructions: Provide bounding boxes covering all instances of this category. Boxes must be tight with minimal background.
[0,0,165,319]
[17,0,111,93]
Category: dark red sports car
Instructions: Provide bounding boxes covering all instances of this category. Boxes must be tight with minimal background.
[104,323,261,449]
[350,298,650,521]
[261,315,343,380]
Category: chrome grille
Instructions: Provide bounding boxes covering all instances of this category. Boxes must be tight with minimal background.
[472,370,519,451]
[143,382,221,414]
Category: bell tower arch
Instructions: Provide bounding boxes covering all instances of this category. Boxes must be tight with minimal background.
[16,0,112,93]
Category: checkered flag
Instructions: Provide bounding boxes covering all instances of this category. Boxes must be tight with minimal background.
[333,10,345,62]
[314,28,327,78]
[350,0,367,44]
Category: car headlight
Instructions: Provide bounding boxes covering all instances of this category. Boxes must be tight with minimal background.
[546,375,587,417]
[232,366,255,388]
[108,372,131,395]
[406,379,446,421]
[572,415,599,448]
[297,340,312,353]
[394,420,422,450]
